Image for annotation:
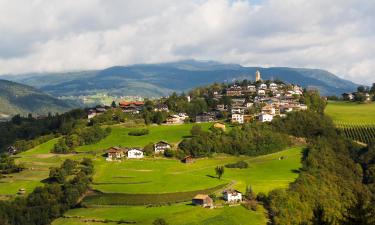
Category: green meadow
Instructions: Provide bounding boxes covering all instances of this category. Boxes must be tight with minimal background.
[75,123,213,152]
[53,203,268,225]
[325,101,375,124]
[92,147,302,195]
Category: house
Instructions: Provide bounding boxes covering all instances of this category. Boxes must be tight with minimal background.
[231,107,245,114]
[243,115,253,123]
[119,101,144,114]
[87,109,97,119]
[231,114,244,124]
[7,146,17,155]
[246,85,257,92]
[223,190,242,203]
[259,83,267,90]
[262,105,276,115]
[154,104,169,112]
[127,148,144,159]
[106,147,125,161]
[342,93,354,101]
[213,122,226,131]
[269,83,278,90]
[192,194,213,208]
[154,141,171,154]
[166,113,188,124]
[245,102,253,108]
[226,86,243,96]
[196,113,215,123]
[257,89,266,96]
[259,114,273,122]
[182,156,194,163]
[216,104,226,111]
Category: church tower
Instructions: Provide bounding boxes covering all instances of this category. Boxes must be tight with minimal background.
[255,70,261,82]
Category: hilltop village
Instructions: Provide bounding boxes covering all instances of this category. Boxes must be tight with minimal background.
[88,70,308,125]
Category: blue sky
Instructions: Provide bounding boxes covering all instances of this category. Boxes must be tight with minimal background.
[0,0,374,84]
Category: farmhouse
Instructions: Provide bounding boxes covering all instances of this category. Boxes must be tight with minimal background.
[106,147,125,161]
[127,148,144,159]
[192,194,213,208]
[223,190,242,203]
[119,101,144,114]
[154,141,171,154]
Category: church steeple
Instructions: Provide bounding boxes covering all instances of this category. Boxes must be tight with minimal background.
[255,70,261,82]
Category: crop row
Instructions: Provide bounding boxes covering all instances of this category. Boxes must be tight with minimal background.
[336,123,375,144]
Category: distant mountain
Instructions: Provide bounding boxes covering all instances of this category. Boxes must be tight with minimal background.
[1,60,358,97]
[0,79,78,118]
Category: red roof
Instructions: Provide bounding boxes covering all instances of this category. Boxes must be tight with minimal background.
[119,101,144,107]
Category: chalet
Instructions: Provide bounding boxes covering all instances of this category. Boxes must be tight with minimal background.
[154,141,171,154]
[182,156,194,163]
[192,194,213,208]
[246,85,257,92]
[231,98,246,105]
[154,104,169,112]
[259,114,273,122]
[127,148,144,159]
[106,147,125,161]
[119,101,144,114]
[231,114,244,124]
[196,113,215,123]
[166,113,188,124]
[223,190,242,203]
[269,83,278,90]
[213,122,226,131]
[7,146,17,155]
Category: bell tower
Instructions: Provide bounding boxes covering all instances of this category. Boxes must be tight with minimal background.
[255,70,261,82]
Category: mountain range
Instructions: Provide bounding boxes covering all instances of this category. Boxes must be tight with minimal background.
[1,60,358,99]
[0,79,78,119]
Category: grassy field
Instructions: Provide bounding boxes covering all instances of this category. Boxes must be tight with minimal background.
[91,147,302,195]
[75,123,213,152]
[325,101,375,124]
[53,203,268,225]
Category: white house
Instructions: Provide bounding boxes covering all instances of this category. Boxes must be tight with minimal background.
[127,148,144,159]
[259,83,267,90]
[257,89,266,96]
[231,114,244,124]
[269,83,278,90]
[231,107,245,114]
[223,190,242,203]
[259,114,274,122]
[154,141,171,154]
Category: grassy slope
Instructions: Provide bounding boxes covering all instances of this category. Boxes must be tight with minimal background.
[53,204,268,225]
[325,101,375,124]
[92,147,302,194]
[75,123,213,152]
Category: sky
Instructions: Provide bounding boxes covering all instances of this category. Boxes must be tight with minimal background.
[0,0,374,84]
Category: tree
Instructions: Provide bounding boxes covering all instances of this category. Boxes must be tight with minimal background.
[311,205,333,225]
[341,194,375,225]
[111,101,117,108]
[215,166,224,179]
[357,85,366,93]
[191,124,202,136]
[153,218,168,225]
[371,83,375,94]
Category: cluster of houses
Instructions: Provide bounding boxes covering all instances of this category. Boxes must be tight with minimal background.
[106,141,172,161]
[192,189,243,208]
[342,92,373,102]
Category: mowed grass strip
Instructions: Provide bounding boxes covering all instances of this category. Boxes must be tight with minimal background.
[325,101,375,124]
[53,204,268,225]
[75,123,213,152]
[83,183,227,206]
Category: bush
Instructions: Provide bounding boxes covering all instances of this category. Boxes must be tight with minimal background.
[164,149,175,158]
[225,161,248,169]
[153,218,168,225]
[128,129,149,136]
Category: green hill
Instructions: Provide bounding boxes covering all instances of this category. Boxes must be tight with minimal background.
[0,79,78,118]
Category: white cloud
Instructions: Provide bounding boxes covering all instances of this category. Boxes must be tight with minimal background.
[0,0,374,84]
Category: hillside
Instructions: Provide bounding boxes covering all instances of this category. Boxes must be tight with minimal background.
[0,79,78,118]
[1,60,358,97]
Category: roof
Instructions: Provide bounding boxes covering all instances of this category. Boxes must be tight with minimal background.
[223,189,242,195]
[107,147,124,153]
[155,141,170,145]
[193,194,210,200]
[119,101,144,106]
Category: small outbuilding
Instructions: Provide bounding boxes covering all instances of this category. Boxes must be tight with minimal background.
[182,156,194,163]
[213,122,226,131]
[192,194,213,208]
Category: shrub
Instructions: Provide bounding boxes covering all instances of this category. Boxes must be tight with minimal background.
[128,129,149,136]
[164,149,175,158]
[225,161,249,169]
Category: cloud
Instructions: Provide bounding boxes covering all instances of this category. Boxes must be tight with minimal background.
[0,0,374,84]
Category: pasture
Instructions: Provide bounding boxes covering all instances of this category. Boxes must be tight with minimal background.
[325,101,375,124]
[53,203,268,225]
[75,123,213,152]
